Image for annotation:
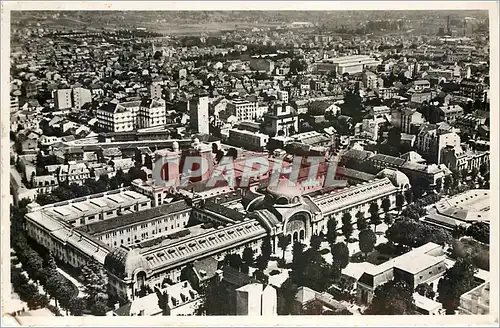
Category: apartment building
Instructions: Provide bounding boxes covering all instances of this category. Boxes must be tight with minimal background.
[10,96,19,113]
[228,128,269,151]
[72,87,92,110]
[189,95,209,134]
[54,89,72,110]
[138,98,166,128]
[227,98,258,122]
[96,100,135,132]
[439,105,464,123]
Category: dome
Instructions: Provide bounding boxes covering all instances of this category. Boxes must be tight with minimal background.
[376,168,410,189]
[104,247,150,280]
[266,177,302,205]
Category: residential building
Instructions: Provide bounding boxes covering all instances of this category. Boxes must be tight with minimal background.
[439,105,464,123]
[249,58,275,73]
[150,83,162,100]
[458,281,490,315]
[401,108,426,134]
[189,94,209,134]
[236,283,277,316]
[72,87,92,110]
[228,128,269,151]
[10,96,19,113]
[138,98,166,128]
[460,79,485,100]
[226,98,258,122]
[414,79,431,91]
[262,103,299,137]
[362,71,380,90]
[54,89,72,110]
[440,145,489,172]
[357,243,447,305]
[415,124,461,164]
[96,100,135,132]
[277,90,289,103]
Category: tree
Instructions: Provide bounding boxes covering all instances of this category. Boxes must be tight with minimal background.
[386,218,452,248]
[438,259,477,314]
[46,275,65,307]
[443,175,453,192]
[370,212,382,233]
[242,247,255,266]
[381,197,391,214]
[356,211,367,230]
[415,283,435,299]
[278,234,291,261]
[255,255,268,271]
[341,213,353,242]
[466,222,489,244]
[330,242,349,269]
[81,260,108,304]
[226,147,238,160]
[326,218,338,244]
[261,236,272,259]
[395,193,405,213]
[309,234,322,251]
[291,242,305,273]
[460,168,469,182]
[69,297,86,316]
[359,229,377,258]
[224,253,243,271]
[384,213,394,226]
[479,161,489,177]
[27,293,49,310]
[134,150,143,166]
[365,279,415,315]
[90,301,108,316]
[58,284,75,315]
[435,178,443,192]
[211,143,218,154]
[369,202,379,217]
[144,155,153,170]
[470,167,479,181]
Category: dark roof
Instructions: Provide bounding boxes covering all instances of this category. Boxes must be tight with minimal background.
[99,102,122,114]
[199,201,245,222]
[77,200,191,235]
[369,154,406,167]
[222,266,254,288]
[113,303,131,316]
[336,167,376,182]
[193,257,219,282]
[342,149,373,162]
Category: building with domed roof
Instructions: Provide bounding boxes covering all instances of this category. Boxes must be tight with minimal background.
[105,246,152,300]
[24,171,405,303]
[376,168,411,190]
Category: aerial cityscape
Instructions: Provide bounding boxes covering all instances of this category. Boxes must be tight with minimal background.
[7,9,491,318]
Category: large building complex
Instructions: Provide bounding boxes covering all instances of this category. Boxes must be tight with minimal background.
[315,55,381,75]
[24,174,405,302]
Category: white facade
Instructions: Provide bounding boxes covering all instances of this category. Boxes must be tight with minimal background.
[54,89,72,110]
[96,100,135,132]
[72,87,92,110]
[228,128,269,150]
[138,99,166,128]
[227,98,258,121]
[189,95,209,134]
